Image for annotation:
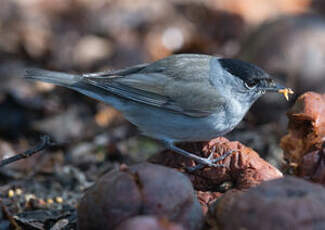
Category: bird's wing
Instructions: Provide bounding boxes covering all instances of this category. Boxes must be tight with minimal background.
[82,54,225,117]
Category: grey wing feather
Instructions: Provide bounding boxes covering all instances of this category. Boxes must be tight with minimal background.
[82,63,149,78]
[83,76,169,107]
[82,54,225,117]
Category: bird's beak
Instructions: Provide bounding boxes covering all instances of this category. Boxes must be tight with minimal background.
[260,81,294,101]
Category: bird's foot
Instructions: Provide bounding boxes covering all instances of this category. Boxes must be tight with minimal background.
[186,147,234,172]
[164,142,234,172]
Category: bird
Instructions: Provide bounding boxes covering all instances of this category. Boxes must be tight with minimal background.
[25,54,293,168]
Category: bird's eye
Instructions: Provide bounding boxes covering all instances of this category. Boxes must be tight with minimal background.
[244,81,257,90]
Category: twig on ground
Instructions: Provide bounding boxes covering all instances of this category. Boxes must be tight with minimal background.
[0,136,55,167]
[0,198,22,230]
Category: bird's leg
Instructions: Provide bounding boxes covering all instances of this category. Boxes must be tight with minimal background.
[165,142,233,170]
[186,145,217,172]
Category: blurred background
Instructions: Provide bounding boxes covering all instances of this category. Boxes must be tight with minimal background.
[0,0,325,201]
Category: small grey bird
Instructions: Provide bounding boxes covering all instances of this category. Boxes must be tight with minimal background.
[25,54,292,167]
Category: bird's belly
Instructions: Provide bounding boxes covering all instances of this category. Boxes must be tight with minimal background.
[122,104,234,143]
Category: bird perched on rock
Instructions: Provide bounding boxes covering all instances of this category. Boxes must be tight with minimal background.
[25,54,293,168]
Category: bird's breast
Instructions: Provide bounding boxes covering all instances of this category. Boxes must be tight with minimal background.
[224,96,251,128]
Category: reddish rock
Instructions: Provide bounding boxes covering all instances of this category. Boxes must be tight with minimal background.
[281,92,325,167]
[150,137,282,191]
[298,145,325,185]
[210,176,325,230]
[77,163,203,230]
[196,191,223,215]
[206,189,243,228]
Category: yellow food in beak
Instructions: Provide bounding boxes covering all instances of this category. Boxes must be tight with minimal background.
[278,88,294,101]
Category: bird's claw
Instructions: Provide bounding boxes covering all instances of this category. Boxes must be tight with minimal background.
[211,150,233,163]
[186,160,225,172]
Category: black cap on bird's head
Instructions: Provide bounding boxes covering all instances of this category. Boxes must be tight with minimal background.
[219,58,294,100]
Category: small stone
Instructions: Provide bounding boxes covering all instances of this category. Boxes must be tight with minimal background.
[8,189,14,198]
[55,197,63,203]
[47,198,54,205]
[15,188,22,196]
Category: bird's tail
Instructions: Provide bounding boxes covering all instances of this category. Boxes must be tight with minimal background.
[24,68,81,87]
[24,68,127,109]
